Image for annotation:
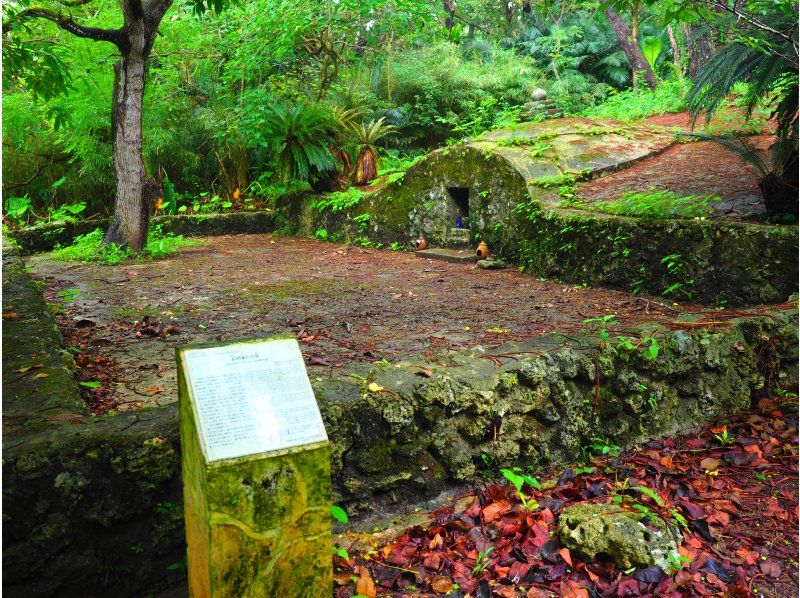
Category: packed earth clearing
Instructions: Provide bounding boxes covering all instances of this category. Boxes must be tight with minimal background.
[27,234,794,415]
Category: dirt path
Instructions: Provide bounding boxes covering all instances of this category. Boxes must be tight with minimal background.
[579,135,775,221]
[28,234,788,413]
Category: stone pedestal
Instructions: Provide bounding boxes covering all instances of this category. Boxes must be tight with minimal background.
[178,343,332,597]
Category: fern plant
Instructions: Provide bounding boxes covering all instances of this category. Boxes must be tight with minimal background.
[348,118,395,186]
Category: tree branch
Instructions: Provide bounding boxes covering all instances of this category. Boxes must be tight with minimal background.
[695,0,799,60]
[145,0,174,23]
[709,0,797,48]
[17,8,125,48]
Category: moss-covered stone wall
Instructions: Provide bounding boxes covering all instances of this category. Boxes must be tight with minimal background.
[320,311,798,508]
[6,211,277,256]
[516,208,798,306]
[3,242,186,597]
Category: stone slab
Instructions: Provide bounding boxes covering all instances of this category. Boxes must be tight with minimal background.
[415,248,478,263]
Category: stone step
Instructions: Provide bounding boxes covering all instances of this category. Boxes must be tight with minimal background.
[415,248,478,264]
[445,228,471,249]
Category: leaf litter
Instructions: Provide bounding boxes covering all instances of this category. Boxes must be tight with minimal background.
[336,397,798,597]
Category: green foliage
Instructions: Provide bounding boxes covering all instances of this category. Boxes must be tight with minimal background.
[3,196,32,225]
[660,253,694,299]
[332,546,350,561]
[310,188,365,213]
[348,118,396,150]
[642,337,660,361]
[246,102,337,183]
[631,485,664,506]
[372,42,545,144]
[513,12,633,112]
[330,505,349,524]
[590,190,720,220]
[666,551,691,573]
[640,36,664,72]
[472,547,494,575]
[615,335,659,362]
[3,0,782,230]
[583,313,617,342]
[589,437,621,457]
[49,201,87,222]
[55,288,81,302]
[713,427,735,446]
[353,212,371,233]
[583,79,688,121]
[670,509,688,530]
[500,467,541,492]
[181,193,234,214]
[155,501,178,516]
[686,2,798,147]
[49,226,199,264]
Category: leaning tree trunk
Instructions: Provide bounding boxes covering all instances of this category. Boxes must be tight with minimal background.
[667,25,682,76]
[604,8,657,89]
[105,23,156,251]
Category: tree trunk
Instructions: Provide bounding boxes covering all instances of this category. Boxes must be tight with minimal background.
[686,24,713,78]
[443,0,456,33]
[631,2,639,90]
[605,8,657,89]
[16,0,174,252]
[667,24,682,76]
[104,19,156,251]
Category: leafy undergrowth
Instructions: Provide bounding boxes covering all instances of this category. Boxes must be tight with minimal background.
[48,225,200,264]
[563,190,721,220]
[582,80,688,122]
[337,397,798,597]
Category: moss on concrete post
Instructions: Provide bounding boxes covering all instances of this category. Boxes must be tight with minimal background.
[177,342,332,597]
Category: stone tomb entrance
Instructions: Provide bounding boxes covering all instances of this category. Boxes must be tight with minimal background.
[444,186,471,248]
[446,187,470,228]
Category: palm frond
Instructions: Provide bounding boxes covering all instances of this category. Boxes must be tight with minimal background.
[348,117,396,148]
[687,5,797,139]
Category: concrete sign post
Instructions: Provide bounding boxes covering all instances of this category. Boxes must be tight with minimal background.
[177,338,332,597]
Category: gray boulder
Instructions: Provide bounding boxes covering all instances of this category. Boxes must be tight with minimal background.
[477,258,508,270]
[557,502,682,572]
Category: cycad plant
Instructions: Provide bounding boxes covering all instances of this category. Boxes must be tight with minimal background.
[348,118,396,186]
[311,105,361,192]
[254,103,336,184]
[687,4,798,216]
